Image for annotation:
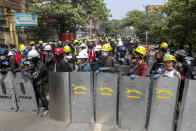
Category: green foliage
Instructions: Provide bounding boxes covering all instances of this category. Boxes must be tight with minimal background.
[101,19,133,37]
[26,0,110,39]
[121,0,196,50]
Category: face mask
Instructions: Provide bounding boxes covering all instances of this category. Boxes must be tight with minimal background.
[102,52,108,57]
[166,66,174,70]
[0,56,6,60]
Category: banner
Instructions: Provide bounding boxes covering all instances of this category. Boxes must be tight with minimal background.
[14,13,38,26]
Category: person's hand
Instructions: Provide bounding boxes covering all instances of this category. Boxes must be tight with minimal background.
[130,74,136,79]
[95,70,99,74]
[153,74,160,79]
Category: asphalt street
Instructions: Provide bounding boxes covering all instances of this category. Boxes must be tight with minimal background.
[0,111,129,131]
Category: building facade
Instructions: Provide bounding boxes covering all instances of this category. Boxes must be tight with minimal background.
[0,0,23,46]
[76,19,100,39]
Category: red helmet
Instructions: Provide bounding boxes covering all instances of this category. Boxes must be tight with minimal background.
[54,48,64,55]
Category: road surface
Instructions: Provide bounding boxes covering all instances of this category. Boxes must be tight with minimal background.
[0,111,128,131]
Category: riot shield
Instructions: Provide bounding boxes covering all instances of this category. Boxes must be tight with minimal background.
[94,72,118,126]
[49,72,70,122]
[118,76,150,130]
[148,77,180,131]
[0,72,17,111]
[70,72,94,123]
[12,72,38,112]
[177,79,196,131]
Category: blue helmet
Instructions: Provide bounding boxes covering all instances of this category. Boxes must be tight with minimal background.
[119,46,127,52]
[0,49,6,55]
[21,49,29,55]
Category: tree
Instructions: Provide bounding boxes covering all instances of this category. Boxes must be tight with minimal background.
[26,0,110,40]
[161,0,196,49]
[121,10,164,43]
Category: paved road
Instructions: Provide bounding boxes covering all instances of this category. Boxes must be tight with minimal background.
[0,111,128,131]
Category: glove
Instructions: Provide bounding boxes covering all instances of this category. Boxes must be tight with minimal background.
[130,74,136,79]
[119,57,124,62]
[99,67,105,71]
[153,74,160,79]
[95,70,99,74]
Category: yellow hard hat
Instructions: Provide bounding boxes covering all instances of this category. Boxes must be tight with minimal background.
[160,42,168,49]
[117,38,122,42]
[49,42,53,45]
[102,43,112,52]
[30,42,35,45]
[164,54,176,62]
[135,46,146,56]
[74,40,78,43]
[39,41,43,45]
[64,45,71,53]
[80,41,83,43]
[20,44,27,52]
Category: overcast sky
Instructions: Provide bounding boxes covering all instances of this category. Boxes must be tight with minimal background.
[104,0,168,19]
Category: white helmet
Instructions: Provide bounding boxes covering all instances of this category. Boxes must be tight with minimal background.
[94,45,102,52]
[27,50,40,59]
[43,45,52,51]
[42,43,47,47]
[79,43,86,48]
[8,51,14,56]
[117,41,123,47]
[76,50,89,59]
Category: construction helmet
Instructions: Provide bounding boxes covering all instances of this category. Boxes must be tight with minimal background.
[27,50,40,59]
[119,46,127,52]
[54,48,64,55]
[94,45,102,52]
[64,45,71,53]
[20,44,27,52]
[136,39,139,42]
[102,44,112,52]
[30,42,35,46]
[49,42,53,45]
[160,42,168,49]
[0,49,7,55]
[76,50,89,59]
[74,40,78,43]
[164,54,176,62]
[79,43,86,48]
[135,46,146,56]
[42,43,47,47]
[39,41,44,45]
[43,45,52,51]
[117,38,122,42]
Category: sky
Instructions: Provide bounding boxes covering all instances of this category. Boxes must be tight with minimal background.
[104,0,168,20]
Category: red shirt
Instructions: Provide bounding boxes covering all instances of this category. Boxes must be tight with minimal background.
[129,60,148,77]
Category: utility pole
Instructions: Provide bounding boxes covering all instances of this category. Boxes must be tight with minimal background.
[146,31,148,45]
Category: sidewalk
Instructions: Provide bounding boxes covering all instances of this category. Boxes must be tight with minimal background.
[0,111,127,131]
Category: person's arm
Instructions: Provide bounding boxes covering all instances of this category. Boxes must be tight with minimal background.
[105,58,120,73]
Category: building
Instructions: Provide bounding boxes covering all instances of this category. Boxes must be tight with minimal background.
[0,0,23,46]
[146,5,163,12]
[76,19,100,39]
